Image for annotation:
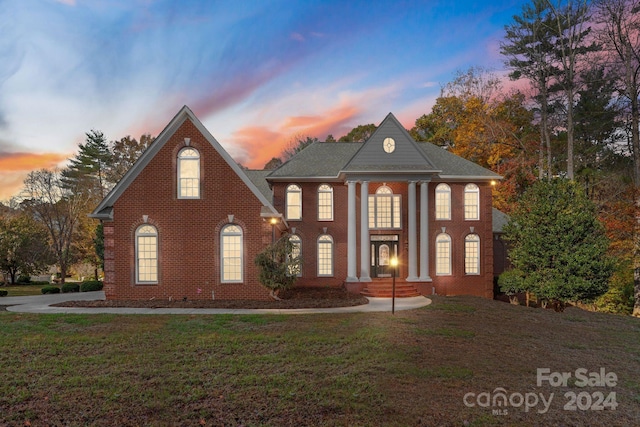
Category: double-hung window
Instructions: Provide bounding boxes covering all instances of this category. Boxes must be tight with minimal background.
[178,148,200,198]
[221,224,243,282]
[317,184,333,221]
[136,225,158,284]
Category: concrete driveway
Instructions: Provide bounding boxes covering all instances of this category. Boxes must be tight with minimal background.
[1,291,431,315]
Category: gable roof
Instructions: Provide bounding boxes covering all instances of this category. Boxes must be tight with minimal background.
[267,113,501,181]
[343,113,439,173]
[90,105,279,220]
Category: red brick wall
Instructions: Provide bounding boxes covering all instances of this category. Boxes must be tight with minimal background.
[271,180,494,299]
[107,117,271,300]
[272,181,348,288]
[427,181,494,298]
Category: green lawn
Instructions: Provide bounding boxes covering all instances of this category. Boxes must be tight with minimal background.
[0,283,52,296]
[1,296,639,426]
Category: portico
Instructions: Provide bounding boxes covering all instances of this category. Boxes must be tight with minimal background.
[345,178,432,284]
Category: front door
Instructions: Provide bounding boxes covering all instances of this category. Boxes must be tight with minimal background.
[371,236,398,278]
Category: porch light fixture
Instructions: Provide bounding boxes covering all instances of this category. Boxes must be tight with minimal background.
[269,217,279,243]
[390,257,398,315]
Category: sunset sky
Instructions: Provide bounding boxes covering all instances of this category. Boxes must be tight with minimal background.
[0,0,529,201]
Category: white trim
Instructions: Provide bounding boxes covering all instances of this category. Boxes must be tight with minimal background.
[177,147,200,199]
[317,184,333,221]
[221,224,243,283]
[135,224,158,284]
[317,234,334,277]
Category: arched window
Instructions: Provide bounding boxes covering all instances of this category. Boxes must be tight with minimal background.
[435,233,451,276]
[464,184,480,220]
[368,185,401,229]
[221,224,243,283]
[288,234,302,277]
[317,184,333,221]
[317,234,334,276]
[435,183,451,220]
[286,184,302,220]
[465,234,480,275]
[136,224,158,283]
[178,148,200,198]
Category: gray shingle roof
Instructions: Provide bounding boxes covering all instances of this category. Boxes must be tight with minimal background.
[244,170,273,201]
[267,142,360,178]
[265,141,500,180]
[492,208,510,233]
[419,143,501,179]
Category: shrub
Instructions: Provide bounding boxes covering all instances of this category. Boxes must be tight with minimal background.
[61,283,80,293]
[17,274,31,284]
[41,286,60,294]
[80,280,103,292]
[0,290,8,297]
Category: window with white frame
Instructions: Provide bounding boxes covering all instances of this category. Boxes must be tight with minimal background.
[464,184,480,220]
[317,234,334,276]
[465,233,480,275]
[136,225,158,283]
[435,233,451,275]
[288,234,302,277]
[286,184,302,220]
[317,184,333,221]
[178,148,200,198]
[368,185,401,229]
[435,183,451,220]
[221,224,243,282]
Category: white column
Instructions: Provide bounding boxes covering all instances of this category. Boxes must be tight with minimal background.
[419,181,431,281]
[346,181,358,282]
[407,181,418,281]
[360,181,371,282]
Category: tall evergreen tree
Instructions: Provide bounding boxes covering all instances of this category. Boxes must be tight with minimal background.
[62,130,113,199]
[501,0,559,178]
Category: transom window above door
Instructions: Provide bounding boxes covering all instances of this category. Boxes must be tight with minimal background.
[368,185,401,229]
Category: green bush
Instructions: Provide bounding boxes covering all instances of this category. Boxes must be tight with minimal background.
[0,290,8,297]
[61,283,80,293]
[80,280,103,292]
[41,286,60,294]
[17,274,31,284]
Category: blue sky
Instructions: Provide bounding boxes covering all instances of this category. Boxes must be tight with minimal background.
[0,0,528,200]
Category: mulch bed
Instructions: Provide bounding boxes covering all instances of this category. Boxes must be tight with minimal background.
[52,287,369,309]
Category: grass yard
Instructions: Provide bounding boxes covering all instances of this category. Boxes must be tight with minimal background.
[0,283,52,297]
[1,295,639,426]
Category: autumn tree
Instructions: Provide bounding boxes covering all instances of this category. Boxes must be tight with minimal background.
[499,179,613,309]
[263,157,283,170]
[413,68,538,211]
[592,0,640,317]
[21,169,91,284]
[281,135,318,161]
[0,212,51,284]
[107,134,155,184]
[338,124,377,142]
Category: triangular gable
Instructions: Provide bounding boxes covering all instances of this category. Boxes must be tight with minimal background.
[342,113,440,173]
[90,105,279,220]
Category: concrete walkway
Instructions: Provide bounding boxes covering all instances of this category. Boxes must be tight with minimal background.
[2,291,431,315]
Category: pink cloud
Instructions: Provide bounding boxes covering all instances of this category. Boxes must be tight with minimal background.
[0,152,70,200]
[231,104,362,169]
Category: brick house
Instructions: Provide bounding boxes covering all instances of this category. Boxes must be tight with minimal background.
[91,106,503,300]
